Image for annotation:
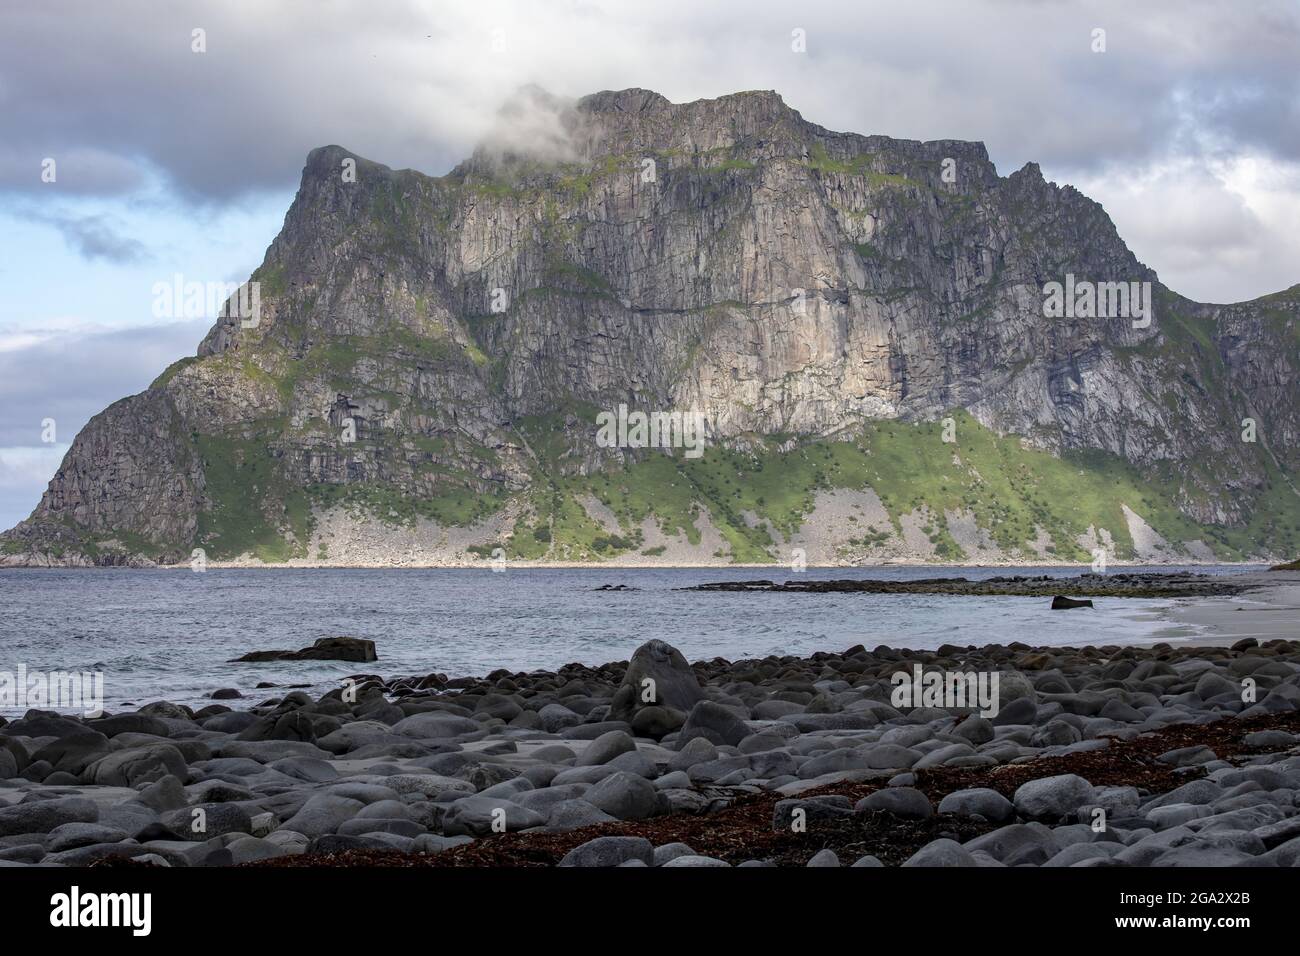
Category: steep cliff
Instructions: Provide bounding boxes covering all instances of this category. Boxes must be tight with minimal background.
[4,88,1297,567]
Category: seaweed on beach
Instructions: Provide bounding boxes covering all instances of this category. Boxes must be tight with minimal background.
[241,709,1300,869]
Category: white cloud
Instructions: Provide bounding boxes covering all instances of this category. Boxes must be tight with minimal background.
[0,445,67,487]
[0,445,68,532]
[1071,154,1300,302]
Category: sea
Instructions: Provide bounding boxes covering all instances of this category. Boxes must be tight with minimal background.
[0,564,1262,715]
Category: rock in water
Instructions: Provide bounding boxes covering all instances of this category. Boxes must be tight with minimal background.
[1050,595,1094,610]
[232,637,377,663]
[608,640,703,731]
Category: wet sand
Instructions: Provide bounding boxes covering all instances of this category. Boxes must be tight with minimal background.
[1152,571,1300,646]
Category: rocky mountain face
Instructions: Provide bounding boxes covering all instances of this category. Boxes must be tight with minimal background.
[4,88,1297,567]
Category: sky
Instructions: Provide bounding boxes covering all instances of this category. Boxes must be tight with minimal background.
[1,0,1298,530]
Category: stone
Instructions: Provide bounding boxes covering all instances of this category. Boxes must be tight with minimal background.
[537,703,582,733]
[441,796,546,836]
[83,744,188,787]
[544,800,618,831]
[576,730,637,767]
[584,771,658,820]
[227,836,284,864]
[652,842,696,866]
[663,855,730,867]
[953,716,995,744]
[903,838,977,867]
[608,640,704,723]
[87,714,173,738]
[558,836,654,868]
[937,787,1015,823]
[668,736,718,771]
[0,797,98,838]
[856,787,933,819]
[30,731,112,776]
[630,705,686,739]
[46,823,128,852]
[772,796,854,829]
[678,700,750,747]
[161,803,254,841]
[391,713,483,739]
[232,636,377,663]
[1013,774,1097,820]
[279,794,365,839]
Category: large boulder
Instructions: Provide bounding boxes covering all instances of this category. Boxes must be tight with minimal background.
[231,637,377,663]
[902,838,978,867]
[558,835,654,867]
[440,796,546,836]
[607,640,703,731]
[0,797,98,837]
[1,710,86,738]
[576,730,636,767]
[678,700,750,747]
[583,771,658,820]
[996,671,1038,707]
[83,744,189,787]
[278,794,364,838]
[937,787,1016,823]
[30,731,112,776]
[1013,774,1097,820]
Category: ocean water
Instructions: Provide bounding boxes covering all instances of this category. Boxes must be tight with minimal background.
[0,565,1259,714]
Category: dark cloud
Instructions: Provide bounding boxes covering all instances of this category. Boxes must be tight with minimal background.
[20,210,149,263]
[1,0,1297,203]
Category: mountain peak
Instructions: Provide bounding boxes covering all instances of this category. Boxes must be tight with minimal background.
[4,87,1297,568]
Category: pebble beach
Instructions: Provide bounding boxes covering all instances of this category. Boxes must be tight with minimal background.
[4,574,1300,869]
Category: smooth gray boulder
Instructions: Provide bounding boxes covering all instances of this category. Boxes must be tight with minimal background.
[608,640,704,724]
[937,787,1016,823]
[558,836,654,867]
[576,730,636,767]
[83,743,188,786]
[279,794,364,839]
[856,787,933,819]
[0,797,98,837]
[46,823,128,853]
[543,799,618,831]
[584,771,658,820]
[1013,774,1097,820]
[903,838,977,867]
[663,855,730,867]
[440,796,546,836]
[677,700,750,747]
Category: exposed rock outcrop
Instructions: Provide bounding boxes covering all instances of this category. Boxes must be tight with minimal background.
[3,88,1296,566]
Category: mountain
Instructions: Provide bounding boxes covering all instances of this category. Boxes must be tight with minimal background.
[4,88,1297,567]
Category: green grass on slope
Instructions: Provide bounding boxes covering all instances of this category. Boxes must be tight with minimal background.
[512,410,1298,563]
[193,432,313,562]
[186,409,1297,565]
[306,482,504,530]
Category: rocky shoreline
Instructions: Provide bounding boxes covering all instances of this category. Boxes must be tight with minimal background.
[4,635,1300,868]
[684,570,1269,599]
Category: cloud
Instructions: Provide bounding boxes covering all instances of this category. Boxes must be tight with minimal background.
[0,445,69,533]
[1072,155,1300,302]
[0,319,208,448]
[0,146,148,197]
[20,210,148,263]
[0,319,207,530]
[0,1,1297,299]
[2,1,1297,198]
[477,85,586,166]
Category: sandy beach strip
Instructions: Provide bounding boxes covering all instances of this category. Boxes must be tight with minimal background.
[1155,572,1300,646]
